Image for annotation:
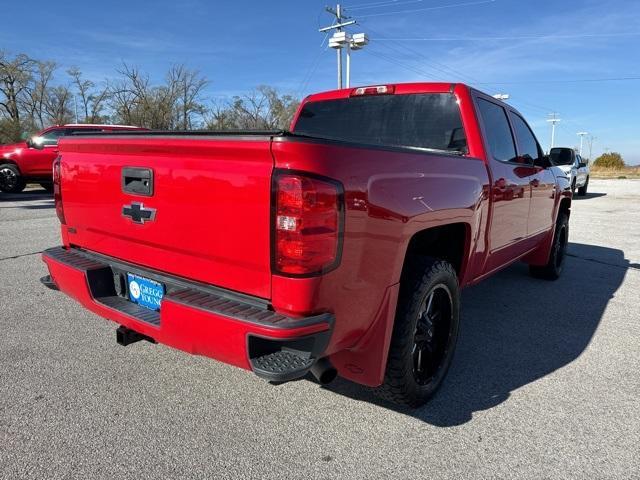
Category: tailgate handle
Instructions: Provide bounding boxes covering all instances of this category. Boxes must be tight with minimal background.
[122,167,153,196]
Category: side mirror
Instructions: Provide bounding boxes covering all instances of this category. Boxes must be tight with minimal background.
[27,136,45,150]
[534,155,552,169]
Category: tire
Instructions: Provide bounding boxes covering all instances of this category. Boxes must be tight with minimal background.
[375,257,460,407]
[39,182,54,193]
[529,213,569,280]
[577,177,589,197]
[571,178,576,195]
[0,163,26,193]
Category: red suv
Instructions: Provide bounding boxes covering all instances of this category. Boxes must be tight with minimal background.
[0,124,145,193]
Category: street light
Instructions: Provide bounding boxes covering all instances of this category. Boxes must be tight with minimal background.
[577,132,588,156]
[328,31,368,88]
[346,33,368,88]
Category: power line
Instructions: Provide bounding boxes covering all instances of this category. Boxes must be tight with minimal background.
[475,76,640,84]
[324,0,593,146]
[347,0,424,11]
[359,22,481,84]
[373,32,640,41]
[357,0,496,18]
[361,48,441,80]
[296,32,331,98]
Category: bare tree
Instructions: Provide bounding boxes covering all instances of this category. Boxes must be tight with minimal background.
[68,67,110,123]
[23,60,56,129]
[205,86,299,131]
[44,85,74,125]
[0,51,299,142]
[169,64,208,130]
[109,63,208,129]
[0,51,36,136]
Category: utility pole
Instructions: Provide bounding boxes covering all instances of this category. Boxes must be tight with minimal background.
[577,132,588,156]
[547,113,561,151]
[320,5,367,88]
[320,4,354,89]
[588,135,597,161]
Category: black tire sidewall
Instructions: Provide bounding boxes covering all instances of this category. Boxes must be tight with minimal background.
[392,260,460,404]
[0,164,26,193]
[550,215,569,277]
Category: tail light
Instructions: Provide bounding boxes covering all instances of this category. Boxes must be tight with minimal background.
[53,156,65,224]
[272,171,344,276]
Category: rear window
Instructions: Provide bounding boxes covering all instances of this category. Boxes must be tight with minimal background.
[293,93,467,153]
[550,148,574,166]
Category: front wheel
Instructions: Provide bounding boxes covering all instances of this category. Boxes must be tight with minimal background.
[529,213,569,280]
[0,164,26,193]
[577,177,589,196]
[375,258,460,407]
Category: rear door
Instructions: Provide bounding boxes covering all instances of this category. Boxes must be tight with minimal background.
[509,112,555,236]
[475,96,533,272]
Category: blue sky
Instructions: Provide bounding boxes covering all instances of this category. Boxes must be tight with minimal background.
[3,0,639,163]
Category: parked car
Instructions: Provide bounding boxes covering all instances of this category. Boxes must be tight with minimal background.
[549,147,590,196]
[0,124,146,193]
[41,83,572,407]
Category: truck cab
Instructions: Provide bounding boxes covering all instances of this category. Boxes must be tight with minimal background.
[550,147,590,196]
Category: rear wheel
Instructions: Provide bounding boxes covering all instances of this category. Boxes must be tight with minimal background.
[529,213,569,280]
[571,178,577,195]
[375,258,460,407]
[0,164,26,193]
[577,177,589,196]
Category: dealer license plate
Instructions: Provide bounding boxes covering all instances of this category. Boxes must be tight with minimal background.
[127,273,164,311]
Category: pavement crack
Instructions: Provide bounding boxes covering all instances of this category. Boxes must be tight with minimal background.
[567,253,640,271]
[0,251,43,262]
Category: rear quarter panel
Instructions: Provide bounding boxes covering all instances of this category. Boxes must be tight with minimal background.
[270,138,490,384]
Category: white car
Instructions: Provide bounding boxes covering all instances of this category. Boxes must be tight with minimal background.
[550,147,590,196]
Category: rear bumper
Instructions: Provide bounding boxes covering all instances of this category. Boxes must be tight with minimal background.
[42,247,333,380]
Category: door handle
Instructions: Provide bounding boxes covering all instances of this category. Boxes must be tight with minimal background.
[122,167,154,196]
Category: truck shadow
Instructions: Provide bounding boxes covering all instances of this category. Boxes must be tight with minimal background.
[0,186,53,208]
[573,192,606,200]
[324,242,628,426]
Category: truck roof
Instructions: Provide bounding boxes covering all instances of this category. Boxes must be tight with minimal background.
[303,82,463,103]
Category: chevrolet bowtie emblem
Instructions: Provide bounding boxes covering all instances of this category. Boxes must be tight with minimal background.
[122,202,156,224]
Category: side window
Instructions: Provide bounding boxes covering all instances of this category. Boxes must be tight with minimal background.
[39,128,66,146]
[510,113,543,164]
[476,98,517,163]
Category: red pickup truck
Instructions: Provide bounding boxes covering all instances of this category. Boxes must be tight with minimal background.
[41,83,571,407]
[0,124,144,193]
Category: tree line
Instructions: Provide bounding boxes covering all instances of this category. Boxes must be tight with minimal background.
[0,51,300,144]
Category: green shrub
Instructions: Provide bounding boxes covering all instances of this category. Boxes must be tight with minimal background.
[593,152,625,169]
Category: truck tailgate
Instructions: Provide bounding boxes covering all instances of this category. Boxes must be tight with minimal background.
[58,135,275,299]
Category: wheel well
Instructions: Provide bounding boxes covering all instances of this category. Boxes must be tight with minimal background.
[401,223,468,281]
[0,160,21,172]
[559,197,571,219]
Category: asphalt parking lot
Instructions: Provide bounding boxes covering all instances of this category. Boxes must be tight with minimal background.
[1,179,639,479]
